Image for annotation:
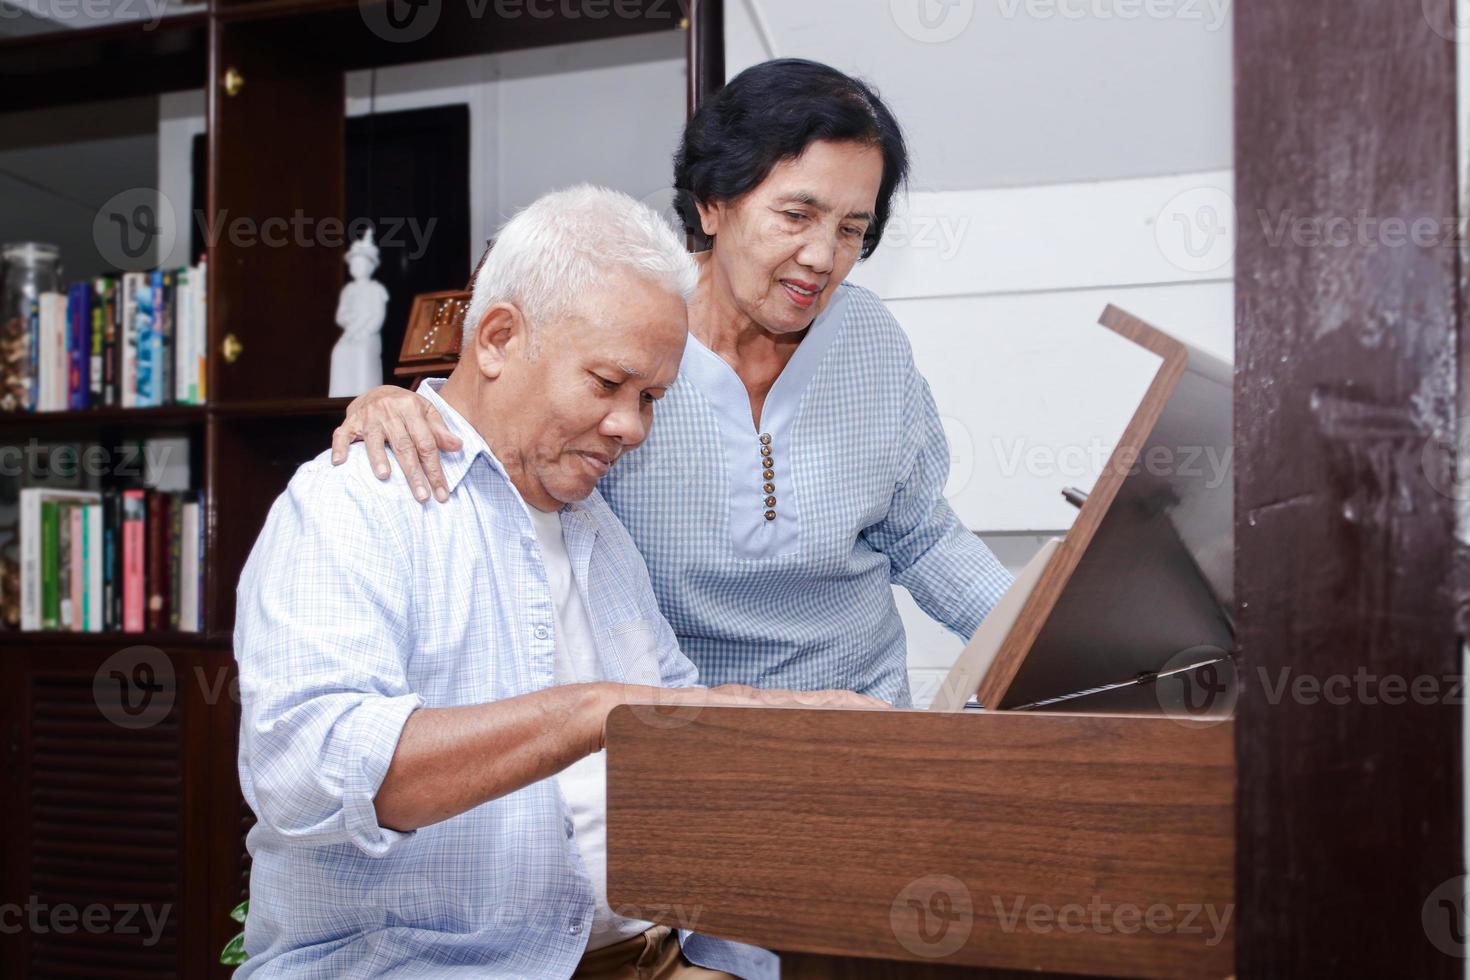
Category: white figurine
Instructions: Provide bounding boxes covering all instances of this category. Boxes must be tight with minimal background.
[329,228,389,398]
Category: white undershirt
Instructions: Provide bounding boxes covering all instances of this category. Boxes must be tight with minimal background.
[526,505,654,952]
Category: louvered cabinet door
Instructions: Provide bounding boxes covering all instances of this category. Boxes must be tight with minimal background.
[5,642,234,978]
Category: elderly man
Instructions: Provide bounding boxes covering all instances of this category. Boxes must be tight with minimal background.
[234,185,880,980]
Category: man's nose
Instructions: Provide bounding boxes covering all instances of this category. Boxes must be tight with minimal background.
[601,405,648,447]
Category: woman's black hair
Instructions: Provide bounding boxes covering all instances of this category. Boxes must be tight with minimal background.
[673,59,909,260]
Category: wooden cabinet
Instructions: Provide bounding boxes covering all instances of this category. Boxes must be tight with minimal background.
[0,2,722,974]
[0,640,243,978]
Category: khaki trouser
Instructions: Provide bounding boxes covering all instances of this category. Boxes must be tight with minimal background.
[571,925,738,980]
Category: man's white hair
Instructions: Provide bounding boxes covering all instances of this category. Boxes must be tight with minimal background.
[462,184,697,346]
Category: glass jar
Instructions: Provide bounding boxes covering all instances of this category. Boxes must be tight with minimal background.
[1,242,62,412]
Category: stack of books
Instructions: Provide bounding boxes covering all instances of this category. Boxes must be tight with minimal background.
[18,487,204,633]
[19,261,208,412]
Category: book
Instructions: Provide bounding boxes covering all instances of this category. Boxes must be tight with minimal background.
[168,492,182,630]
[19,487,97,628]
[20,489,99,630]
[41,501,59,629]
[19,485,199,634]
[37,292,62,411]
[86,503,103,631]
[69,504,84,631]
[66,282,88,410]
[179,497,201,632]
[93,278,112,405]
[135,275,158,408]
[145,491,168,631]
[102,488,120,631]
[10,265,206,413]
[57,502,73,628]
[120,272,141,409]
[122,489,147,632]
[158,270,174,412]
[193,259,207,403]
[25,297,39,411]
[176,266,197,405]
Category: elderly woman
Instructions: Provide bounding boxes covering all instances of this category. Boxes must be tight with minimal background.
[330,58,1013,707]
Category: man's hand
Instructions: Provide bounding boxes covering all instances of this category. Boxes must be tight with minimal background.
[597,682,891,748]
[331,385,462,503]
[707,683,891,711]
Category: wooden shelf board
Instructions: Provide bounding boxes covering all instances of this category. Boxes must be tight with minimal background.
[0,12,209,113]
[215,0,684,73]
[209,397,354,420]
[0,399,358,436]
[0,404,208,435]
[0,630,228,649]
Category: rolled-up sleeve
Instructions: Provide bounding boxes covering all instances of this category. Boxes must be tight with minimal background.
[235,462,423,857]
[863,365,1015,642]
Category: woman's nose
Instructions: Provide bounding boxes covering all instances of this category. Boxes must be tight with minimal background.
[798,229,836,275]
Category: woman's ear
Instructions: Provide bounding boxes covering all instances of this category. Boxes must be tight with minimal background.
[470,303,524,380]
[694,197,721,239]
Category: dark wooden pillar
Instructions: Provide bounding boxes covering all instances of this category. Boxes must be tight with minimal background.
[685,0,724,113]
[1234,0,1464,975]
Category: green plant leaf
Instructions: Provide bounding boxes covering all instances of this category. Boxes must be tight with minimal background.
[229,900,249,924]
[220,932,248,966]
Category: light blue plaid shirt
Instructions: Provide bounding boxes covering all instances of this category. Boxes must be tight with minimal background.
[601,282,1013,708]
[234,384,777,979]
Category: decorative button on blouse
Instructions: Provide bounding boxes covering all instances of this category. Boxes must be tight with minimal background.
[758,433,776,522]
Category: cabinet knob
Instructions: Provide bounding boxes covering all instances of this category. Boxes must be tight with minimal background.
[221,333,244,364]
[223,67,245,97]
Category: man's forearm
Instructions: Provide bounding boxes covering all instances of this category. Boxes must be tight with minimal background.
[374,682,615,832]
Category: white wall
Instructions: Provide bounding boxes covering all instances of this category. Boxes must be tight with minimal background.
[726,0,1233,191]
[876,173,1235,703]
[159,29,686,271]
[722,2,1234,701]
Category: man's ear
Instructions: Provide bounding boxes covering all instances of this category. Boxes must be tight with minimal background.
[470,303,527,380]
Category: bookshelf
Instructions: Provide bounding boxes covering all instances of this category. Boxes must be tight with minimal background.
[0,2,723,975]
